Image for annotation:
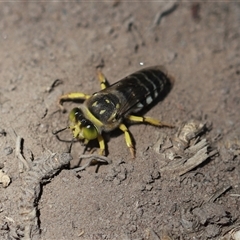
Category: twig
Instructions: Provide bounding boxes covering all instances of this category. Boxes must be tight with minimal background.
[152,2,178,27]
[74,154,112,172]
[207,185,232,203]
[15,136,31,172]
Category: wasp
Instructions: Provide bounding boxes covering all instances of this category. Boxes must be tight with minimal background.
[58,66,174,158]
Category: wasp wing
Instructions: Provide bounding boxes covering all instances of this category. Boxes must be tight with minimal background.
[101,66,173,120]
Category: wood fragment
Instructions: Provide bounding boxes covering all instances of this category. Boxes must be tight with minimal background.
[17,137,111,239]
[161,139,218,176]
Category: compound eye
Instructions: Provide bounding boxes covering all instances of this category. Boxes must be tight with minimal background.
[69,108,80,123]
[82,124,98,140]
[68,108,98,140]
[80,118,91,127]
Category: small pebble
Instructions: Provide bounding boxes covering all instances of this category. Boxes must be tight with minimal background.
[4,147,13,156]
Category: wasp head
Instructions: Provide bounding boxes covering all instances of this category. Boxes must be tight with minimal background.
[69,107,98,143]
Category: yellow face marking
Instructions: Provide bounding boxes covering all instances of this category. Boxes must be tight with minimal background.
[116,103,120,109]
[105,99,110,103]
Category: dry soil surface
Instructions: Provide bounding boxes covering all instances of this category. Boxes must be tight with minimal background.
[0,2,240,240]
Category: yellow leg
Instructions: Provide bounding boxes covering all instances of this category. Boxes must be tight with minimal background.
[97,69,109,90]
[97,134,105,156]
[118,123,135,158]
[58,92,91,111]
[127,115,174,128]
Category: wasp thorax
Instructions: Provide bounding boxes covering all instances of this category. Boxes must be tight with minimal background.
[69,107,98,140]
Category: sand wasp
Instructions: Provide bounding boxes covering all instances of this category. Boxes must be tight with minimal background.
[58,66,174,158]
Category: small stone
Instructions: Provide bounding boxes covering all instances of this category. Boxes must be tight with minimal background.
[4,147,13,156]
[145,184,153,191]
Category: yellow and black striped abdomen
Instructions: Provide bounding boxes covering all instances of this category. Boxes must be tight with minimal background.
[110,66,173,116]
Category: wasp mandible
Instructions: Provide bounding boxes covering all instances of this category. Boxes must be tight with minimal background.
[58,66,174,158]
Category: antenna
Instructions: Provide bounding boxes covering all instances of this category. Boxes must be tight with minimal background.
[52,127,68,135]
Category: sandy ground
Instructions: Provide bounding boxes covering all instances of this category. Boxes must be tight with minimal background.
[0,2,240,240]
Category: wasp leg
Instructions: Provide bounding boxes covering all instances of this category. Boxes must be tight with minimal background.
[58,92,91,111]
[118,123,135,158]
[97,134,106,156]
[127,115,174,128]
[97,69,109,90]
